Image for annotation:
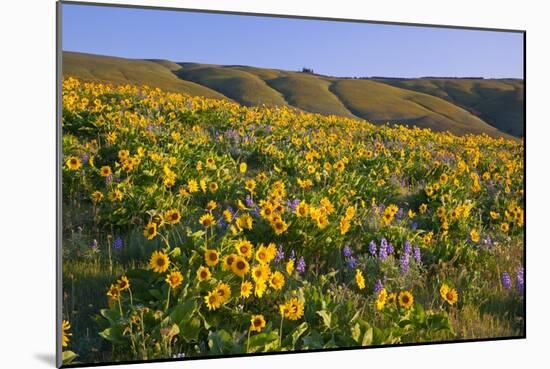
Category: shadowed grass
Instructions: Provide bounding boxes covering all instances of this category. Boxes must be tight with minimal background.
[377,78,524,137]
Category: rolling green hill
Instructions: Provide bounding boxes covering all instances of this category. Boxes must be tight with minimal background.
[175,65,288,107]
[63,52,226,99]
[330,79,505,136]
[63,51,523,139]
[376,78,524,137]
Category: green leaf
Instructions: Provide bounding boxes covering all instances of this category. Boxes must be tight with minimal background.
[207,330,233,354]
[99,326,124,343]
[362,327,373,346]
[398,319,412,328]
[170,299,196,324]
[291,322,309,348]
[248,331,279,352]
[149,289,164,300]
[100,309,121,325]
[179,317,201,342]
[351,323,361,343]
[62,350,78,365]
[302,330,323,349]
[414,303,425,320]
[316,310,332,330]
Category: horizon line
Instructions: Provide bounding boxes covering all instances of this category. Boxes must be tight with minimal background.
[62,50,524,80]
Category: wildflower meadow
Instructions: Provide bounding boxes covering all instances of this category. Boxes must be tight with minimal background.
[61,77,524,365]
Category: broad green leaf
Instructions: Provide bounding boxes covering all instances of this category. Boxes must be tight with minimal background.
[62,350,78,365]
[248,331,279,352]
[170,299,196,324]
[291,322,309,348]
[179,317,201,342]
[316,310,332,330]
[362,327,373,346]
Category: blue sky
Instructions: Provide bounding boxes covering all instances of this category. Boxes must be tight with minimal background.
[62,3,524,78]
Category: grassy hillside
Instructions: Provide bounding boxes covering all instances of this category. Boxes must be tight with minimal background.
[63,52,226,99]
[330,79,508,137]
[175,65,288,107]
[377,78,524,136]
[264,74,357,118]
[63,51,522,138]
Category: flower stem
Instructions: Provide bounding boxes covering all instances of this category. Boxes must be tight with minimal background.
[165,286,171,311]
[128,287,134,307]
[246,328,251,353]
[279,315,284,349]
[117,298,123,317]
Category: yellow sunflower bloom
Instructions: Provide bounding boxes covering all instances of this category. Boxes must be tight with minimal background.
[250,314,266,332]
[165,270,184,289]
[269,271,285,290]
[61,320,72,347]
[143,222,157,240]
[149,250,170,273]
[66,156,82,170]
[204,290,222,311]
[355,269,365,290]
[235,239,254,259]
[398,291,414,309]
[216,282,231,303]
[99,165,112,177]
[164,208,181,225]
[204,249,219,267]
[240,280,253,298]
[231,256,250,278]
[196,266,211,282]
[199,213,216,228]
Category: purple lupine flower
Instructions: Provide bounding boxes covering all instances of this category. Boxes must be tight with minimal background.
[379,245,388,261]
[482,235,493,248]
[395,208,404,220]
[399,254,409,275]
[286,198,300,212]
[502,272,512,290]
[379,238,388,261]
[115,172,121,182]
[411,222,418,230]
[217,217,227,229]
[374,279,383,294]
[387,242,394,255]
[404,240,412,255]
[113,236,123,249]
[81,153,89,164]
[368,240,377,256]
[245,194,255,208]
[274,245,285,263]
[346,256,357,269]
[516,267,524,293]
[296,256,306,274]
[105,174,113,185]
[343,245,352,258]
[413,246,421,264]
[91,239,98,249]
[378,204,385,215]
[251,207,260,218]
